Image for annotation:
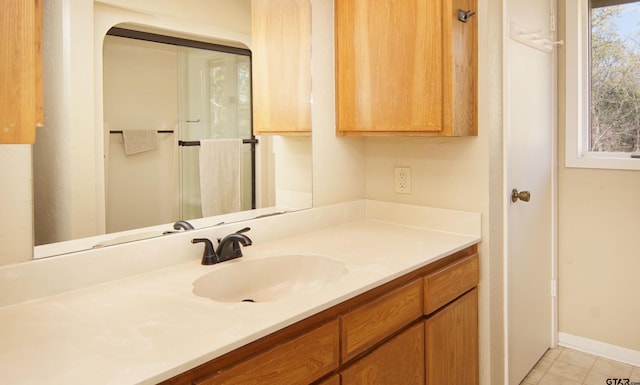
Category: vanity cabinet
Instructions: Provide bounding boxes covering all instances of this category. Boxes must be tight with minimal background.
[161,246,478,385]
[424,254,480,384]
[0,0,43,144]
[339,252,479,385]
[340,279,422,362]
[335,0,477,137]
[341,322,425,385]
[251,0,311,135]
[194,320,339,385]
[316,375,340,385]
[425,288,479,384]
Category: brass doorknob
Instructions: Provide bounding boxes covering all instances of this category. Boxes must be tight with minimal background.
[511,189,531,203]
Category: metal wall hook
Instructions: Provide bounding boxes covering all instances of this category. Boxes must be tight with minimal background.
[458,9,476,23]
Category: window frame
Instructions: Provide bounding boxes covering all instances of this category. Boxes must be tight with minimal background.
[564,0,640,170]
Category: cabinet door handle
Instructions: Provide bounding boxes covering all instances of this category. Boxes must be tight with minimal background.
[457,9,476,23]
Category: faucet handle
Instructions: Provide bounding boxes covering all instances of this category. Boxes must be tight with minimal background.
[218,227,251,242]
[192,238,219,265]
[216,227,250,241]
[216,229,252,262]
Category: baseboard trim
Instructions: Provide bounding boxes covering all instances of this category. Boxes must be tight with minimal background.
[559,332,640,367]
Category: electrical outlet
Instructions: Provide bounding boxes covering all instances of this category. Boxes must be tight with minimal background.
[394,167,411,194]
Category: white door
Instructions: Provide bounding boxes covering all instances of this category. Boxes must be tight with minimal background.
[505,1,556,383]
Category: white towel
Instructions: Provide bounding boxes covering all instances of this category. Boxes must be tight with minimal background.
[199,139,243,216]
[122,130,159,155]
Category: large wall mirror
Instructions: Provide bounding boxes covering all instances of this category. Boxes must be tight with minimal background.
[31,0,312,259]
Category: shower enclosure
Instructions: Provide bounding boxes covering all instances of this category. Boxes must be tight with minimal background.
[103,29,255,233]
[176,42,255,220]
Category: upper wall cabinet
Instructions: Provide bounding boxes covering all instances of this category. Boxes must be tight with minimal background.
[252,0,311,135]
[335,0,477,137]
[0,0,43,144]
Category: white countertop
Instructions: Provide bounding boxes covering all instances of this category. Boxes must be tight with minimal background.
[0,202,480,384]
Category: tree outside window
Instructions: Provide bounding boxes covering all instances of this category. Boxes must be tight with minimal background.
[590,0,640,152]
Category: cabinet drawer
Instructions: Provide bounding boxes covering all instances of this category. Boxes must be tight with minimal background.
[424,253,478,314]
[196,320,339,385]
[341,279,422,362]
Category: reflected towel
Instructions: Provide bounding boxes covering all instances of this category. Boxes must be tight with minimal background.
[122,130,159,155]
[199,139,242,216]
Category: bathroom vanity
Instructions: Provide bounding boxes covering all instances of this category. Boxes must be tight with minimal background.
[162,246,478,385]
[0,201,481,384]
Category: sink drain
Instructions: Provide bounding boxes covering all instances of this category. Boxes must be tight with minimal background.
[241,298,256,303]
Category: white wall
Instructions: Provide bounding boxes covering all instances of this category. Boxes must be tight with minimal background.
[34,0,97,246]
[557,1,640,354]
[311,0,366,208]
[273,136,313,210]
[97,0,251,40]
[0,147,33,265]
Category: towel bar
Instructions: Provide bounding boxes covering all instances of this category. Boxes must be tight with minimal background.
[178,139,258,146]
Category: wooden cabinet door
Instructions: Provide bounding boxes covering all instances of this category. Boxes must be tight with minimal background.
[425,288,479,385]
[336,0,443,135]
[335,0,477,137]
[315,374,340,385]
[251,0,311,135]
[0,0,42,144]
[341,322,424,385]
[448,0,478,136]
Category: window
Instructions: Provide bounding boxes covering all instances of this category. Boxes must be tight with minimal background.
[565,0,640,170]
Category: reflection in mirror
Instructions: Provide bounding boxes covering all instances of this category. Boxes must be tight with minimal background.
[103,29,257,233]
[32,3,312,259]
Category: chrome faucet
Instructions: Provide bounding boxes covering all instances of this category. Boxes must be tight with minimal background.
[192,227,252,265]
[173,220,194,231]
[163,220,195,235]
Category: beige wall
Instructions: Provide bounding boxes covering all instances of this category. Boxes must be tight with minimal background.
[103,36,178,232]
[558,166,640,351]
[557,2,640,352]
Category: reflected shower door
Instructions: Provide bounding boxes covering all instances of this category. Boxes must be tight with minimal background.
[177,46,254,220]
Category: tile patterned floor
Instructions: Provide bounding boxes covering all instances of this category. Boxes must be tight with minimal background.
[521,347,640,385]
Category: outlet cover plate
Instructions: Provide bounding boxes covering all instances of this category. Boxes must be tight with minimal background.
[394,167,411,194]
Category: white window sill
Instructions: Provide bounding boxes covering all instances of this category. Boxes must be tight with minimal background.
[566,152,640,171]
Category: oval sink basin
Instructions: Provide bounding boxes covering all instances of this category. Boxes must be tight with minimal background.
[192,254,347,303]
